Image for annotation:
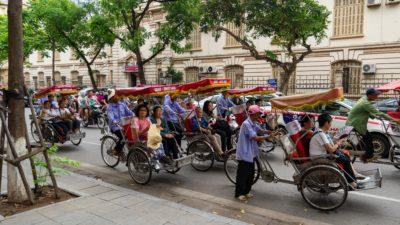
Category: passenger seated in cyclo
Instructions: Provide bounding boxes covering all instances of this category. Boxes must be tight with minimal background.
[126,104,172,165]
[309,113,360,189]
[58,100,81,133]
[163,94,187,147]
[190,107,225,157]
[150,106,180,159]
[39,100,69,141]
[203,100,233,152]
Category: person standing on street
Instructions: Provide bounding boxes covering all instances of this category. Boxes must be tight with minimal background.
[346,88,400,162]
[235,105,271,201]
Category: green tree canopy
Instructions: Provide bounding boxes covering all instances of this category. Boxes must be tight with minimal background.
[29,0,116,90]
[202,0,330,94]
[99,0,202,85]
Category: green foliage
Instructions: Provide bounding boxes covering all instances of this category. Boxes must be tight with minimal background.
[0,12,52,65]
[98,0,202,82]
[33,145,80,186]
[166,67,183,84]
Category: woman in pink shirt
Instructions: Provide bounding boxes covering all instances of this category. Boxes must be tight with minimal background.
[132,104,151,142]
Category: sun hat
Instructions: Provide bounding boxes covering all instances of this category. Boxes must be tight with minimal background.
[248,105,261,115]
[108,89,116,101]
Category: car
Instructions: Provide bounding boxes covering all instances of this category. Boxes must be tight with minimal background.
[272,99,397,158]
[374,99,399,113]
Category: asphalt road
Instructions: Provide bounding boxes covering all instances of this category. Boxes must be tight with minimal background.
[26,111,400,225]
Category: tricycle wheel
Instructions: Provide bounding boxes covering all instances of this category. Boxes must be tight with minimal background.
[389,146,400,169]
[224,149,260,185]
[100,136,120,168]
[300,165,348,211]
[187,139,214,172]
[97,116,107,129]
[30,121,41,143]
[70,129,83,146]
[127,149,152,185]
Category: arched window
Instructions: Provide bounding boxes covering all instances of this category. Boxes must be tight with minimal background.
[188,27,201,50]
[185,67,199,83]
[61,76,66,85]
[24,72,31,87]
[71,71,79,86]
[54,71,61,85]
[331,60,361,96]
[225,23,244,47]
[225,65,244,88]
[33,76,38,90]
[272,65,296,94]
[46,76,52,87]
[38,72,45,88]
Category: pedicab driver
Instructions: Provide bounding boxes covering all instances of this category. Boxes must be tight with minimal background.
[235,105,272,201]
[346,88,400,162]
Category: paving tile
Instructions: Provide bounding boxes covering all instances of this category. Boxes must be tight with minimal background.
[80,185,113,195]
[110,195,146,208]
[76,215,113,225]
[68,197,108,210]
[96,208,142,224]
[95,190,129,201]
[52,211,95,225]
[169,213,213,225]
[85,201,125,217]
[0,211,49,225]
[37,202,80,219]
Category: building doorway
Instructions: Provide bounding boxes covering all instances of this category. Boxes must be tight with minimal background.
[331,61,361,96]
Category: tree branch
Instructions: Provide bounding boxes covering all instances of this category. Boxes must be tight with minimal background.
[89,46,104,65]
[214,25,285,67]
[137,0,153,26]
[142,42,168,65]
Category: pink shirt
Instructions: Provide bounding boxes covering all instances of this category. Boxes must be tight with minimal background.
[132,117,150,141]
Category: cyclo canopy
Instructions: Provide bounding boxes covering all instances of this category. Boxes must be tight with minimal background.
[376,80,400,92]
[227,86,276,97]
[33,85,78,99]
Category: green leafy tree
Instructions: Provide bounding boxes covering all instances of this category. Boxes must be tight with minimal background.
[0,13,50,66]
[202,0,329,94]
[166,67,183,84]
[99,0,202,85]
[29,0,116,90]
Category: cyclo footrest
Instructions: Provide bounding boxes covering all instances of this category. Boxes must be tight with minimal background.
[174,154,195,168]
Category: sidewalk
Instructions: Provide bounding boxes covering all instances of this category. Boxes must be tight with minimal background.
[1,166,249,225]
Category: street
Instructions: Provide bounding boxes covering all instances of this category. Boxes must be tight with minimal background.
[26,111,400,225]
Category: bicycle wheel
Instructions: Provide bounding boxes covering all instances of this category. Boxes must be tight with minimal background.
[127,149,152,185]
[300,165,348,211]
[224,149,261,185]
[187,139,215,172]
[100,136,120,168]
[70,129,83,146]
[30,121,40,143]
[97,116,107,129]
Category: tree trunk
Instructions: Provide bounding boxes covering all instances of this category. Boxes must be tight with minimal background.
[7,0,29,203]
[52,45,55,86]
[279,70,293,95]
[135,51,146,85]
[86,64,98,91]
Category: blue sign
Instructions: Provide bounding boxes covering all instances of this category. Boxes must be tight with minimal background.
[267,79,277,87]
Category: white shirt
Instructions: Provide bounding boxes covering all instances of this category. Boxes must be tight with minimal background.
[309,129,334,156]
[59,108,71,117]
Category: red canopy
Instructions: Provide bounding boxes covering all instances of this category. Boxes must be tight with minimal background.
[115,84,179,97]
[227,86,276,97]
[34,85,78,99]
[376,80,400,92]
[178,78,231,94]
[270,88,344,110]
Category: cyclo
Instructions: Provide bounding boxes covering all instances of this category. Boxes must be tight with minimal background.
[100,84,195,185]
[30,85,86,146]
[177,78,233,172]
[227,86,281,153]
[224,88,382,211]
[340,80,400,169]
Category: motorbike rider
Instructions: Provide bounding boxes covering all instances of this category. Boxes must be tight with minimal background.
[346,88,400,163]
[84,90,101,121]
[107,89,134,155]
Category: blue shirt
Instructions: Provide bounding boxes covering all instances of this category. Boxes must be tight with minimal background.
[190,116,208,132]
[163,95,187,123]
[107,101,133,132]
[236,118,262,163]
[216,94,234,117]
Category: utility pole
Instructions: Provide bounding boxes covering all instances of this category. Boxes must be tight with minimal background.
[7,0,29,203]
